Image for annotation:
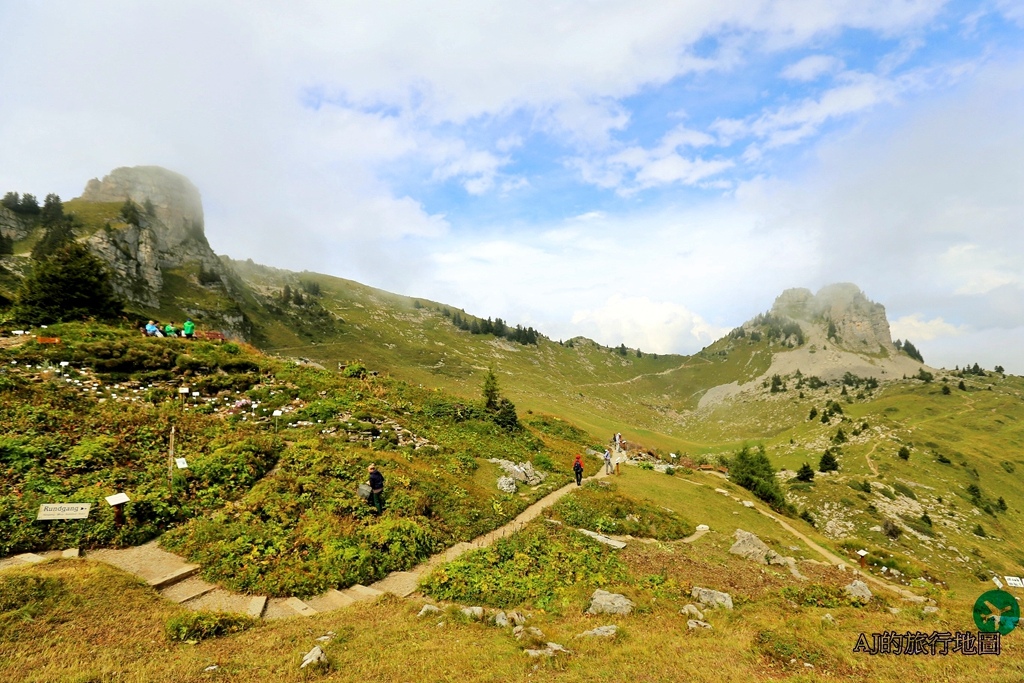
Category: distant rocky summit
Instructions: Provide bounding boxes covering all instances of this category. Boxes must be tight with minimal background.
[81,166,205,253]
[78,166,232,310]
[770,283,894,355]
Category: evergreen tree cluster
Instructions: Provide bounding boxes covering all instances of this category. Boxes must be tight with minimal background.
[729,445,792,513]
[1,191,41,215]
[893,339,924,362]
[956,363,987,377]
[15,242,122,324]
[445,309,539,345]
[740,312,805,345]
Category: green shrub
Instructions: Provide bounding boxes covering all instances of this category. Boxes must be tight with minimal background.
[421,522,625,609]
[730,445,790,513]
[551,483,691,540]
[165,611,257,642]
[892,481,916,500]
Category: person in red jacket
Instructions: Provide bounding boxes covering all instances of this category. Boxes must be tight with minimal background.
[573,454,584,486]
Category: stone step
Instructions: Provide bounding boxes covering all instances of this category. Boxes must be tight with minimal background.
[369,572,420,598]
[344,584,384,602]
[184,588,254,614]
[303,589,355,613]
[284,596,318,617]
[246,596,268,619]
[160,576,217,604]
[148,564,200,589]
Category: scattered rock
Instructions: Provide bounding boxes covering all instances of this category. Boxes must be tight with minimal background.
[742,501,756,508]
[696,524,710,532]
[494,611,510,628]
[715,488,729,495]
[508,610,527,626]
[203,665,219,672]
[300,646,328,670]
[514,625,545,640]
[577,625,618,638]
[687,619,712,630]
[822,613,835,625]
[461,606,485,620]
[586,589,635,615]
[524,642,571,657]
[488,459,547,485]
[845,580,873,602]
[315,632,334,642]
[497,476,517,494]
[418,604,441,617]
[691,586,734,610]
[680,604,704,620]
[888,607,902,615]
[577,528,627,549]
[923,606,939,614]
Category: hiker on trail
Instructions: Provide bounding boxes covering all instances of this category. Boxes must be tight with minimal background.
[603,449,612,474]
[145,320,159,337]
[183,318,195,340]
[165,322,179,338]
[573,454,584,486]
[368,463,385,514]
[614,433,622,451]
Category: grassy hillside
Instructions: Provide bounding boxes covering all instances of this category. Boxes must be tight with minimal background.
[0,322,592,596]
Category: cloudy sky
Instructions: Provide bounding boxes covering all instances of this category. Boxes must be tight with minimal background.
[2,1,1023,372]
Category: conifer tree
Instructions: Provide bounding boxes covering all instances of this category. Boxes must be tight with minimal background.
[16,242,122,324]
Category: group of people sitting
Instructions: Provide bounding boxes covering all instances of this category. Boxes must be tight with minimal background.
[143,319,196,339]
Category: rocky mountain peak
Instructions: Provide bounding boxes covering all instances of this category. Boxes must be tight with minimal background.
[80,166,205,252]
[770,283,894,354]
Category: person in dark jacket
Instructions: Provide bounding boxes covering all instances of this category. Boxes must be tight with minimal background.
[573,454,584,486]
[368,463,385,514]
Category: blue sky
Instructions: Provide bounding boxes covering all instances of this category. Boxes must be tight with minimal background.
[2,1,1023,371]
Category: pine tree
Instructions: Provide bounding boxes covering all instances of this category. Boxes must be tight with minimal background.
[281,284,292,304]
[796,463,815,482]
[120,199,142,226]
[40,194,64,226]
[482,367,499,411]
[15,242,122,324]
[819,449,839,472]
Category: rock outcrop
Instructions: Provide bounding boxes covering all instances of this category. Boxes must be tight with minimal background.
[770,283,895,355]
[72,166,247,336]
[0,206,33,242]
[81,166,205,253]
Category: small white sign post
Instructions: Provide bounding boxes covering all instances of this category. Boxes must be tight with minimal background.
[273,409,283,431]
[104,493,129,506]
[105,492,129,527]
[856,549,869,569]
[175,458,188,469]
[1005,576,1024,588]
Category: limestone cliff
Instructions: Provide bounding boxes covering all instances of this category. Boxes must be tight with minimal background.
[770,283,894,355]
[0,206,33,242]
[74,166,247,338]
[81,166,205,253]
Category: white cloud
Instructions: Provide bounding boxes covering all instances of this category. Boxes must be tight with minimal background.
[890,314,967,342]
[781,54,844,81]
[571,295,729,353]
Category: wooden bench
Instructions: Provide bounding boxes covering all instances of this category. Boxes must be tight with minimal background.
[36,337,62,344]
[198,331,226,341]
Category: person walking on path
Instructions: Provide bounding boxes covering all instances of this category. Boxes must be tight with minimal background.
[368,463,385,514]
[573,454,584,486]
[603,449,612,474]
[182,318,195,340]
